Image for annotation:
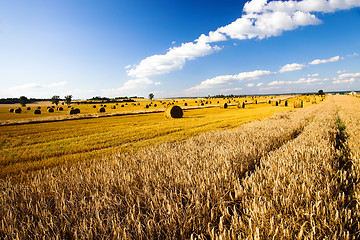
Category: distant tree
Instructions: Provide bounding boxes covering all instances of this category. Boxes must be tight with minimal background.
[64,95,72,105]
[19,96,28,107]
[149,93,154,101]
[318,90,325,95]
[51,95,60,105]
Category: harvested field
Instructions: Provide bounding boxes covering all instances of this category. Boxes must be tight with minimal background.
[1,95,357,239]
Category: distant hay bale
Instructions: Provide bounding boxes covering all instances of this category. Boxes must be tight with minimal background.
[201,102,204,106]
[205,101,208,104]
[52,106,55,108]
[15,108,22,113]
[103,105,107,107]
[47,106,50,109]
[37,106,41,109]
[74,108,80,114]
[276,101,279,106]
[99,107,106,112]
[9,108,14,113]
[217,101,219,104]
[111,106,116,109]
[145,105,149,108]
[34,109,41,114]
[92,105,96,108]
[69,109,78,115]
[116,103,118,105]
[294,100,303,108]
[255,99,258,104]
[47,108,54,113]
[268,100,271,104]
[68,106,72,108]
[237,102,245,108]
[165,105,183,118]
[195,101,197,103]
[220,103,228,109]
[57,107,63,111]
[154,104,157,107]
[121,105,124,107]
[184,102,187,106]
[27,107,31,110]
[284,101,288,107]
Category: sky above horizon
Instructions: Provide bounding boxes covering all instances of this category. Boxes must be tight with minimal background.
[0,0,360,99]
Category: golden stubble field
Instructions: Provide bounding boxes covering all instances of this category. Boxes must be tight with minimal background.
[3,94,357,239]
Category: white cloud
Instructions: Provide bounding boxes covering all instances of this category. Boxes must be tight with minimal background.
[256,82,263,86]
[186,70,273,92]
[269,77,329,85]
[154,82,161,85]
[127,42,221,79]
[246,83,255,87]
[196,31,227,43]
[126,0,360,83]
[308,73,319,77]
[309,55,342,65]
[337,72,360,79]
[333,78,356,84]
[337,70,347,74]
[220,87,243,93]
[279,63,306,73]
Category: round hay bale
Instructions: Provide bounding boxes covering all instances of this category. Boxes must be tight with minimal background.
[9,108,14,113]
[27,107,31,110]
[47,106,50,109]
[37,106,41,109]
[93,105,96,108]
[14,108,22,113]
[201,102,204,106]
[293,100,303,108]
[99,107,106,112]
[220,103,228,109]
[116,103,118,105]
[217,101,219,104]
[68,106,72,108]
[284,101,288,107]
[184,102,188,106]
[121,105,124,107]
[145,105,149,108]
[154,104,157,107]
[47,108,54,113]
[237,102,245,108]
[57,107,63,111]
[111,106,116,109]
[165,105,183,118]
[34,109,41,114]
[51,106,55,108]
[275,101,279,106]
[255,99,258,104]
[103,105,107,107]
[74,108,80,114]
[69,109,78,115]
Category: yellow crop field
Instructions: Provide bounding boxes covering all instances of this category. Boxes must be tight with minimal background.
[0,100,291,179]
[4,94,356,240]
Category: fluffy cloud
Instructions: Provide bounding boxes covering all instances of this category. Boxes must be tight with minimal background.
[268,77,329,85]
[127,42,221,79]
[220,87,243,93]
[127,0,360,82]
[186,70,273,92]
[332,72,360,84]
[308,73,319,77]
[337,72,360,79]
[246,83,255,87]
[309,56,342,65]
[333,78,356,84]
[279,63,306,73]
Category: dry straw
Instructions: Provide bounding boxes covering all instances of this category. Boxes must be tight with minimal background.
[165,105,183,118]
[220,103,228,109]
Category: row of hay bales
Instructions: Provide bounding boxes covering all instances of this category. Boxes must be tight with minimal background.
[9,106,80,115]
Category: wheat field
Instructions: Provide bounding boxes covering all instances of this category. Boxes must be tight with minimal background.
[1,95,358,239]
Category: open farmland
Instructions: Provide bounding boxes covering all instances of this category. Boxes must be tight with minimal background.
[1,95,359,239]
[1,99,294,179]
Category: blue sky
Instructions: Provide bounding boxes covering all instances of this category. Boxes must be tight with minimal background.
[0,0,359,99]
